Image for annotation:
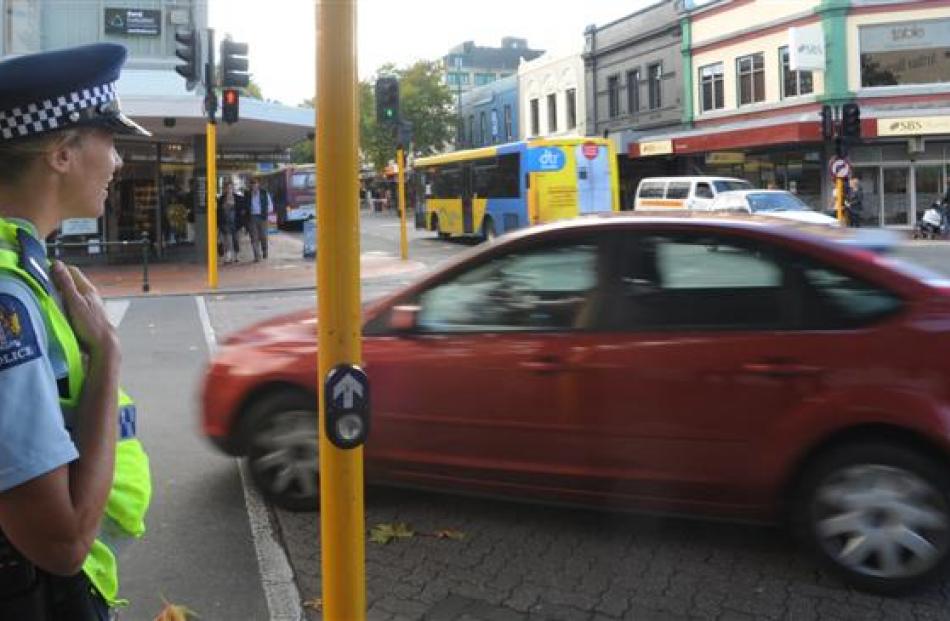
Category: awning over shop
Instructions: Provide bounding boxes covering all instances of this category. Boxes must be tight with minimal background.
[117,69,314,153]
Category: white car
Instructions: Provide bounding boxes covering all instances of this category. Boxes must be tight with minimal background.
[707,190,839,226]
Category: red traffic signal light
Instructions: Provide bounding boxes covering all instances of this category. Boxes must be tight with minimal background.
[222,88,240,124]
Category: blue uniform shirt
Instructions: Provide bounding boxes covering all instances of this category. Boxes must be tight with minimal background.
[0,222,78,493]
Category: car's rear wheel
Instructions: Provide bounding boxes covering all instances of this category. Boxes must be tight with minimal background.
[243,392,319,512]
[793,442,950,594]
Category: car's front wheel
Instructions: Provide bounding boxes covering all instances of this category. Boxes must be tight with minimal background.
[794,441,950,594]
[242,392,319,512]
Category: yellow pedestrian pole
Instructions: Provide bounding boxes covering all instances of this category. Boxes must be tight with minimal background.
[207,122,218,289]
[397,147,408,260]
[316,0,366,618]
[835,176,845,225]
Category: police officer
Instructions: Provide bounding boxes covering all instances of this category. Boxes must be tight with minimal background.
[0,44,151,619]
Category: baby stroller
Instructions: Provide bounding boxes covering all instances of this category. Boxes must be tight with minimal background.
[915,200,947,240]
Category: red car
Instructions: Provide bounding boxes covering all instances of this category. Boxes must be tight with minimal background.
[202,216,950,593]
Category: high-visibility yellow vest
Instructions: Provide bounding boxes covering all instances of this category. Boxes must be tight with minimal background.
[0,217,151,606]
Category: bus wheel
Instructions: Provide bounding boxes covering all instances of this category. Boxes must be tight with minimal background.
[482,217,497,242]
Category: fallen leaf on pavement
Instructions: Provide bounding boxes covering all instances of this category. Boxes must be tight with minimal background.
[369,522,416,544]
[433,529,466,541]
[153,599,198,621]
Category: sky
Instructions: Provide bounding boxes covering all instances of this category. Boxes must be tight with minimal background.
[208,0,659,107]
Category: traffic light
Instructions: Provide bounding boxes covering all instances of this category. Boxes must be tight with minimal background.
[842,102,861,139]
[222,88,239,125]
[220,39,250,88]
[174,29,200,90]
[375,76,399,127]
[820,104,834,141]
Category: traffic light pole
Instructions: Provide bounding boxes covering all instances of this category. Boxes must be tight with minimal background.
[397,146,408,261]
[206,121,218,289]
[205,28,219,289]
[316,0,366,618]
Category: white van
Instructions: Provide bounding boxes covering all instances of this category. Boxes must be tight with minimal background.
[633,177,753,211]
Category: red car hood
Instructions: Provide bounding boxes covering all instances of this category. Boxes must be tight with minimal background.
[220,299,391,348]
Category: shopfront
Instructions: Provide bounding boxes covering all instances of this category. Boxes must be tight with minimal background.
[684,147,825,211]
[850,139,950,229]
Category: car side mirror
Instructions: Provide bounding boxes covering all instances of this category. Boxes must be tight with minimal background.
[389,305,421,332]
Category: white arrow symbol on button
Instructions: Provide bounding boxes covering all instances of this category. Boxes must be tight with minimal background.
[333,374,364,409]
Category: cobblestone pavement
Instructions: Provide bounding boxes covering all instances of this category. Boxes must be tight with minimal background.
[277,488,950,621]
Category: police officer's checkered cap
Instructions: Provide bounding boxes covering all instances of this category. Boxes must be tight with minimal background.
[0,43,149,142]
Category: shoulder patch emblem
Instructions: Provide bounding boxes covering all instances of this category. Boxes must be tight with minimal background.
[0,294,41,372]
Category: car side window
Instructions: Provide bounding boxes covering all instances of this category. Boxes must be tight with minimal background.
[665,182,690,200]
[609,233,789,331]
[695,183,714,199]
[796,263,903,329]
[415,241,601,332]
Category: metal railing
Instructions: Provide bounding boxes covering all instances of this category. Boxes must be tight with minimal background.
[48,232,151,293]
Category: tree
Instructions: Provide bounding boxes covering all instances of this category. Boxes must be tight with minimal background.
[290,61,455,171]
[361,61,454,172]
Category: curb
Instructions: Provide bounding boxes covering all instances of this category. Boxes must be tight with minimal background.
[101,266,429,300]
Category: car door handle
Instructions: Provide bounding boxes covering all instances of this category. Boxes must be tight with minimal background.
[742,361,823,377]
[519,358,568,373]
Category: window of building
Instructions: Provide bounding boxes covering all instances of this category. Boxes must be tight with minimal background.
[447,72,470,87]
[859,18,950,87]
[626,69,640,115]
[479,111,488,146]
[737,53,765,106]
[608,75,620,118]
[566,89,577,130]
[490,109,499,143]
[648,63,662,109]
[474,73,496,86]
[503,104,513,141]
[699,62,725,112]
[530,98,540,136]
[547,93,557,133]
[780,47,814,98]
[467,115,474,147]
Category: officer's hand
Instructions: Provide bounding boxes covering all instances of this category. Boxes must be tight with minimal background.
[51,261,119,362]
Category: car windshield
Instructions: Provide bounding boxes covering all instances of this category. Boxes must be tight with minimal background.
[746,192,810,212]
[713,180,753,192]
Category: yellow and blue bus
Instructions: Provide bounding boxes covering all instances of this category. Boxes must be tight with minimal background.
[414,137,620,240]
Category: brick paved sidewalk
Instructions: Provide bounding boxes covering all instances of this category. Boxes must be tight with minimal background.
[82,231,426,298]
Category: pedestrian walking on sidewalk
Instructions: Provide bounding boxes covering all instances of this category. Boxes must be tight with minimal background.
[0,43,151,620]
[247,177,274,262]
[217,180,242,263]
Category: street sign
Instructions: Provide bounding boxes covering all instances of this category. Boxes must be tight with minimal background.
[582,142,600,160]
[829,157,851,179]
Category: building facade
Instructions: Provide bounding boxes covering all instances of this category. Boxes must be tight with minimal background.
[0,0,312,261]
[443,37,544,96]
[624,0,950,227]
[457,75,519,149]
[518,51,586,140]
[583,0,685,208]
